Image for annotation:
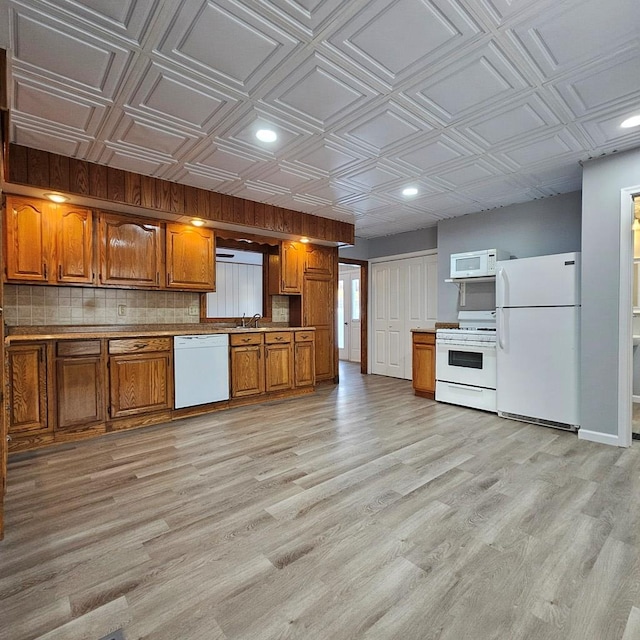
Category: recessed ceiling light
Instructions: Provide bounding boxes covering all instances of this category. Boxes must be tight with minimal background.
[621,115,640,129]
[402,187,418,197]
[191,219,205,227]
[300,236,310,244]
[256,129,277,142]
[43,192,69,203]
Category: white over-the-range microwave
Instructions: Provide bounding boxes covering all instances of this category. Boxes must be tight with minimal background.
[450,249,509,279]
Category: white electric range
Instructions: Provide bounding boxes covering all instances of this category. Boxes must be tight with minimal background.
[435,310,497,412]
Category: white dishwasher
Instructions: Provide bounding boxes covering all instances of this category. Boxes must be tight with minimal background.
[174,334,230,409]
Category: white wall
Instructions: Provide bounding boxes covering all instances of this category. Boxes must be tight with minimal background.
[581,148,640,440]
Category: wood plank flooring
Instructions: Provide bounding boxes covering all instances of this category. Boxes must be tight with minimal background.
[2,362,640,640]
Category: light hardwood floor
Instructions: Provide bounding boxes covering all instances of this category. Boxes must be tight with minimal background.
[2,362,639,640]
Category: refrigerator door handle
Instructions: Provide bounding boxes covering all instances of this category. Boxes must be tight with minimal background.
[498,266,507,308]
[498,308,506,350]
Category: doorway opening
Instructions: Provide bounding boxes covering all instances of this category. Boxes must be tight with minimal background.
[338,259,368,375]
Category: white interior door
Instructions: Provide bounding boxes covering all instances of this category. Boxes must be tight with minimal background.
[338,266,361,362]
[371,253,438,379]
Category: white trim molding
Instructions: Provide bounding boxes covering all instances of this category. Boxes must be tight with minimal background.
[578,429,625,447]
[617,185,640,448]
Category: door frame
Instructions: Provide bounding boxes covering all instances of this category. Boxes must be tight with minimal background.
[615,185,640,448]
[338,258,367,375]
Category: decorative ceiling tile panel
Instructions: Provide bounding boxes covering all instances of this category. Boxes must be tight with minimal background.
[291,142,363,174]
[553,51,640,118]
[34,0,161,43]
[463,95,561,147]
[128,62,238,131]
[13,76,107,135]
[96,144,172,175]
[509,0,638,77]
[10,7,132,98]
[12,120,91,157]
[263,52,377,127]
[496,129,584,169]
[328,0,481,86]
[157,0,298,92]
[336,101,428,152]
[404,42,529,122]
[394,134,474,172]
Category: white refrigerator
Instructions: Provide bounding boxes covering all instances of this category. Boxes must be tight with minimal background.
[496,252,580,431]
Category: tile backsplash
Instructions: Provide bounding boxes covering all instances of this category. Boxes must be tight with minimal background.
[4,286,291,326]
[4,285,201,326]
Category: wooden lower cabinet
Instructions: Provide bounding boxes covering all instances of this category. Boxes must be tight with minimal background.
[7,343,49,436]
[230,334,265,398]
[294,331,315,388]
[108,338,172,418]
[265,332,293,392]
[55,340,104,432]
[412,331,436,399]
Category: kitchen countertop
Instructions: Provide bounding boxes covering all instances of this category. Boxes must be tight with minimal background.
[5,324,315,343]
[410,328,437,334]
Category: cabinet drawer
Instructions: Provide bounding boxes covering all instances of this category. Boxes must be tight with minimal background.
[413,332,435,345]
[265,331,291,344]
[230,333,263,346]
[56,340,102,357]
[295,330,315,342]
[108,337,171,354]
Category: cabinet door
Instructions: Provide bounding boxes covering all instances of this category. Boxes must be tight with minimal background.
[281,241,303,293]
[166,223,215,290]
[7,344,48,434]
[4,196,50,282]
[56,204,95,284]
[109,352,172,418]
[265,343,293,392]
[56,356,104,430]
[294,340,315,388]
[230,346,265,397]
[100,213,163,287]
[412,337,435,396]
[303,274,335,382]
[304,245,336,277]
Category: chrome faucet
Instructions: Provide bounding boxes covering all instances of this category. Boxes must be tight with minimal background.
[249,313,261,328]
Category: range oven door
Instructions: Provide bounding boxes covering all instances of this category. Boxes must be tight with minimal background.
[435,341,496,388]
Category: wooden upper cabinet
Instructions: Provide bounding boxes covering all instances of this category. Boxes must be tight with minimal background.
[55,204,94,284]
[4,196,49,282]
[99,212,163,287]
[166,223,215,291]
[281,241,303,293]
[304,244,336,277]
[4,196,95,284]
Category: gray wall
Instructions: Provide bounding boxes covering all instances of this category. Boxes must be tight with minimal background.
[339,227,437,261]
[437,191,583,321]
[339,236,370,261]
[581,148,640,439]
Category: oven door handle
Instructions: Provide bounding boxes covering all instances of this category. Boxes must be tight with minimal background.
[444,382,484,392]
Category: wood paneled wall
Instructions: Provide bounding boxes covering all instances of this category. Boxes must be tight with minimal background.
[6,143,355,245]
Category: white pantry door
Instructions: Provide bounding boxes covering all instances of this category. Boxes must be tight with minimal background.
[371,253,437,379]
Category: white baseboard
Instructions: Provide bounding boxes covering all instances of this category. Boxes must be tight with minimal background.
[633,395,640,403]
[578,429,624,447]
